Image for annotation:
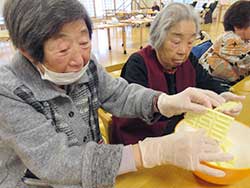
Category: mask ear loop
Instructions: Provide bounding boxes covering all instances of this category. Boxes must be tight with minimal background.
[35,61,46,76]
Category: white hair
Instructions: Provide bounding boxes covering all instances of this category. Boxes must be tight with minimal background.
[150,2,200,50]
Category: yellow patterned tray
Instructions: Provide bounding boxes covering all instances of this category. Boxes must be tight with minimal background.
[183,101,240,167]
[183,108,234,143]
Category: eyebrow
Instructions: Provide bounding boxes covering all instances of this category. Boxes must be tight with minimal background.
[171,32,197,38]
[53,27,89,40]
[80,27,89,34]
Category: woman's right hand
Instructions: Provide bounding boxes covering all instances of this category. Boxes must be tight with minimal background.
[157,87,225,117]
[136,129,233,177]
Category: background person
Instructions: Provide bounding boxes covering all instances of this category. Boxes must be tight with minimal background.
[111,3,244,145]
[199,0,250,85]
[152,1,160,12]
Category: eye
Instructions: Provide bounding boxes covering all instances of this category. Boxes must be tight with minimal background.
[80,41,90,48]
[173,41,180,45]
[188,38,197,45]
[59,48,69,53]
[171,39,181,45]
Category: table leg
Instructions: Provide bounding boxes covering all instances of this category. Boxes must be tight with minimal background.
[107,28,111,50]
[217,4,223,23]
[122,26,127,54]
[140,24,143,49]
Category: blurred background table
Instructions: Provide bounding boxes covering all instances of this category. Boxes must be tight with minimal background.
[93,22,128,54]
[0,30,9,41]
[120,17,154,49]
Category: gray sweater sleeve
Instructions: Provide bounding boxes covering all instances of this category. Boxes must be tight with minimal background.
[94,61,161,123]
[0,84,122,188]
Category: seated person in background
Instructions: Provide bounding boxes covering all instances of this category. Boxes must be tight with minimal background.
[160,2,165,9]
[152,1,160,12]
[111,3,244,145]
[190,0,197,7]
[199,0,250,85]
[0,0,236,187]
[200,0,218,24]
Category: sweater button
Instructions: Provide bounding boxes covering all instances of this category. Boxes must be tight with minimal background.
[68,111,74,117]
[83,136,87,142]
[43,102,49,107]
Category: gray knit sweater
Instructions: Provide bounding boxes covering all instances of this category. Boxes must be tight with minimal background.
[0,52,160,188]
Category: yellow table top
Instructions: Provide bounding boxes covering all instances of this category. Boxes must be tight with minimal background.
[230,76,250,94]
[234,93,250,126]
[115,77,250,188]
[116,165,250,188]
[229,76,250,125]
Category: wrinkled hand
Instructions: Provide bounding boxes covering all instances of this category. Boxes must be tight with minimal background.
[157,87,225,118]
[220,92,245,117]
[138,129,233,177]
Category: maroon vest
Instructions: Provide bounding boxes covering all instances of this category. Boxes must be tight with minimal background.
[111,45,196,145]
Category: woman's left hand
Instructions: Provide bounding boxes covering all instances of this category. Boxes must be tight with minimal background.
[219,92,245,117]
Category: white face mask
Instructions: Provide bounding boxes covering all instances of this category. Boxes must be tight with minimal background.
[39,61,89,85]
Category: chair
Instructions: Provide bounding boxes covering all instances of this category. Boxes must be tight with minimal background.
[98,108,112,144]
[191,31,213,59]
[104,62,124,77]
[98,62,125,143]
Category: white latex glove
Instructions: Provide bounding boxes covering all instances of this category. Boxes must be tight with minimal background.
[138,129,233,177]
[220,92,245,117]
[157,87,225,118]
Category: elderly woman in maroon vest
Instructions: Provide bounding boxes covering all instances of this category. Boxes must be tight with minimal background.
[111,3,244,145]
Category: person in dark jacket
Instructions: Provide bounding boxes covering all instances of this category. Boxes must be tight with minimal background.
[111,3,244,145]
[152,1,160,12]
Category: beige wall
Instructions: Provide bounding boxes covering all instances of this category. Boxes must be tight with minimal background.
[0,0,5,16]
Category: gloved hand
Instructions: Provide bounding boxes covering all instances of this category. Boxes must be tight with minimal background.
[220,92,245,117]
[157,87,225,118]
[138,129,233,177]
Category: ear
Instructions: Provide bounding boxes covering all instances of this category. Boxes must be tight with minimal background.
[233,26,242,33]
[19,49,44,73]
[233,27,245,39]
[19,49,37,64]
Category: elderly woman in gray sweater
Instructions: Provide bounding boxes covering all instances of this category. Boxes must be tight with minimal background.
[0,0,235,188]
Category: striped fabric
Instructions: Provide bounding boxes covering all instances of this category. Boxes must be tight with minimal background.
[14,60,102,147]
[199,31,250,83]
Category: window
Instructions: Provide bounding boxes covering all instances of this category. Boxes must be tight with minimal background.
[95,0,115,18]
[104,0,115,10]
[116,0,132,11]
[80,0,95,17]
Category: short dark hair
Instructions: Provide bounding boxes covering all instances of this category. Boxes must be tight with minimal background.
[3,0,93,62]
[223,0,250,31]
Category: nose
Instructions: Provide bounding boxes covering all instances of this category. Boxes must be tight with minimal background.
[70,44,84,66]
[177,43,189,55]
